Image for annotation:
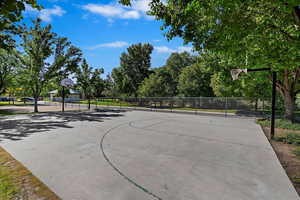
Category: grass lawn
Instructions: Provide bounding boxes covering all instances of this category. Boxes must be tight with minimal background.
[0,102,25,106]
[0,110,29,116]
[0,147,60,199]
[79,100,133,107]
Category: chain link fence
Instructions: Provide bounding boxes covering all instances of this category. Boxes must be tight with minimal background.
[44,97,279,117]
[2,95,298,117]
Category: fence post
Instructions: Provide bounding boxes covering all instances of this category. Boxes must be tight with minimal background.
[225,97,228,117]
[262,98,265,116]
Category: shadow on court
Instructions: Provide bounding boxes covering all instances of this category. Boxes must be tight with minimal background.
[0,110,126,142]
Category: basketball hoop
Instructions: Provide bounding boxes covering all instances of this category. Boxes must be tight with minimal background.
[231,69,247,80]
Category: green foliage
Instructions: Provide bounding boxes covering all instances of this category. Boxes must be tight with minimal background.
[211,71,271,98]
[147,0,300,71]
[275,133,300,146]
[0,49,19,95]
[0,0,41,49]
[138,67,172,97]
[257,119,300,131]
[286,134,300,146]
[18,19,82,112]
[294,147,300,158]
[112,43,153,97]
[164,52,196,95]
[102,74,119,97]
[137,52,196,97]
[177,62,214,97]
[75,59,104,99]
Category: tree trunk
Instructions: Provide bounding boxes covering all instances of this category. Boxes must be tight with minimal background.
[283,93,295,122]
[254,98,258,111]
[275,68,299,122]
[34,96,38,112]
[88,98,91,110]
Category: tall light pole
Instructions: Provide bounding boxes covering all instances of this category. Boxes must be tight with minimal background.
[231,68,276,139]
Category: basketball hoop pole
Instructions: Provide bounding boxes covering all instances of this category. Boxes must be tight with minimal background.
[231,68,276,139]
[62,86,65,112]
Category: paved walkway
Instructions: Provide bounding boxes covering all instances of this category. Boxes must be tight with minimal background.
[0,110,299,200]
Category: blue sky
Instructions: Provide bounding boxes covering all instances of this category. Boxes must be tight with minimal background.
[23,0,193,75]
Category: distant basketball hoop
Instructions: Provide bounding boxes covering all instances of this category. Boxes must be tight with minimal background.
[229,67,277,140]
[60,78,74,88]
[230,69,247,80]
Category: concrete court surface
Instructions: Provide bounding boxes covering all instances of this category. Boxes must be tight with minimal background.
[0,110,299,200]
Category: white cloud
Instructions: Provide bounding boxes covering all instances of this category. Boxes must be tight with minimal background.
[39,6,66,22]
[121,10,140,19]
[177,46,193,53]
[82,4,140,20]
[25,5,66,22]
[154,46,175,53]
[131,0,151,13]
[88,41,129,50]
[25,4,37,12]
[154,46,194,54]
[82,1,152,21]
[83,4,123,17]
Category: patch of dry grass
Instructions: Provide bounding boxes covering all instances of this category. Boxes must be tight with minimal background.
[0,147,61,200]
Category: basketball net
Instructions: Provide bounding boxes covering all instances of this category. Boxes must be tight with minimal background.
[231,69,247,80]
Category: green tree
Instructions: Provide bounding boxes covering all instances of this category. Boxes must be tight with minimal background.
[75,59,104,109]
[138,67,173,97]
[178,63,214,97]
[211,72,271,98]
[111,67,131,96]
[164,52,196,95]
[0,49,19,95]
[103,73,119,97]
[122,0,300,121]
[113,43,153,97]
[18,19,82,112]
[0,0,41,49]
[93,76,106,98]
[137,52,196,97]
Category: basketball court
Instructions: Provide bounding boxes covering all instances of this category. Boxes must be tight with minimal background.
[0,110,299,200]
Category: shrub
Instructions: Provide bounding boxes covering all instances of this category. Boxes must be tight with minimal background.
[256,119,300,131]
[274,133,300,146]
[294,147,300,159]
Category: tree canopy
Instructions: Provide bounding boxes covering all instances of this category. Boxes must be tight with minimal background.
[75,59,104,108]
[112,43,153,97]
[0,0,41,49]
[18,19,82,112]
[0,49,19,95]
[178,62,214,97]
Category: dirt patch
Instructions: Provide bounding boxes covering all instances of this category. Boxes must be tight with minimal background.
[0,146,61,200]
[262,127,300,196]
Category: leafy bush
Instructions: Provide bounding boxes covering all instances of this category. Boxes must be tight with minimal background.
[274,133,300,146]
[287,134,300,146]
[257,119,300,131]
[294,147,300,159]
